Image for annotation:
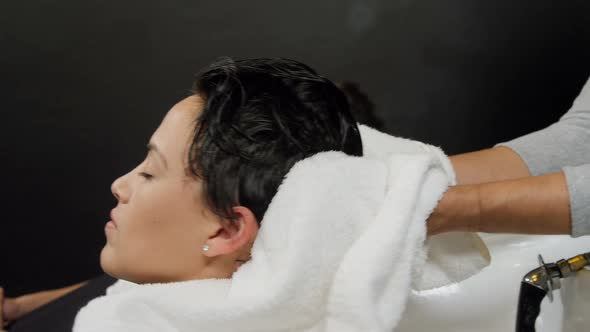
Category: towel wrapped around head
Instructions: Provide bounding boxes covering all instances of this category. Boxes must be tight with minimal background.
[73,125,488,332]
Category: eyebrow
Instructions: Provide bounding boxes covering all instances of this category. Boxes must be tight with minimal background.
[147,142,168,169]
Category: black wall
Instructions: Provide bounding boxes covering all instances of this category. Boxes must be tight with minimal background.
[2,0,590,296]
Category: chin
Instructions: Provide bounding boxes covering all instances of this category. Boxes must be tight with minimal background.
[99,245,120,278]
[99,246,149,283]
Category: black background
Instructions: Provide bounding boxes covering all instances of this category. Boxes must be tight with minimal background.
[2,0,590,296]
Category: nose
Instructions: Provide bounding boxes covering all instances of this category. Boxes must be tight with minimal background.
[111,173,130,203]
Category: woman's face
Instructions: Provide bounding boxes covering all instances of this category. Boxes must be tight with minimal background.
[101,96,227,284]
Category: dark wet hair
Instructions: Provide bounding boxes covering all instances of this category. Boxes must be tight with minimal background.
[338,81,384,131]
[189,57,363,222]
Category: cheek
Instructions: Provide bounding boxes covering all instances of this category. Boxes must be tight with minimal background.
[131,184,204,250]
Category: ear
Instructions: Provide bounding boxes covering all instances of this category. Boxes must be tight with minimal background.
[203,206,259,257]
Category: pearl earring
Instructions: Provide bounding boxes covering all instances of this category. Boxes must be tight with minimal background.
[202,244,210,252]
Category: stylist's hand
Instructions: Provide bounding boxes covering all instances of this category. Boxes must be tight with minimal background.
[1,287,25,329]
[0,280,89,328]
[1,288,66,327]
[1,286,17,331]
[1,286,4,331]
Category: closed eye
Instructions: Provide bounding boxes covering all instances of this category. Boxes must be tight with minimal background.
[139,172,154,180]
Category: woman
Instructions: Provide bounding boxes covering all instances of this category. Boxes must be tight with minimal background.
[1,76,386,331]
[3,57,364,330]
[99,57,364,284]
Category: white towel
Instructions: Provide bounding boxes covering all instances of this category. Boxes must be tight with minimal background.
[73,125,488,332]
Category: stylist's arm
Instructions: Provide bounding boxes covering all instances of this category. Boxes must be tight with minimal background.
[428,146,572,236]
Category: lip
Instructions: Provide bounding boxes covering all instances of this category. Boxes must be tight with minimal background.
[109,209,118,228]
[105,220,117,231]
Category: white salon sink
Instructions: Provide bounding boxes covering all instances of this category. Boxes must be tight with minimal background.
[560,268,590,331]
[395,234,590,332]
